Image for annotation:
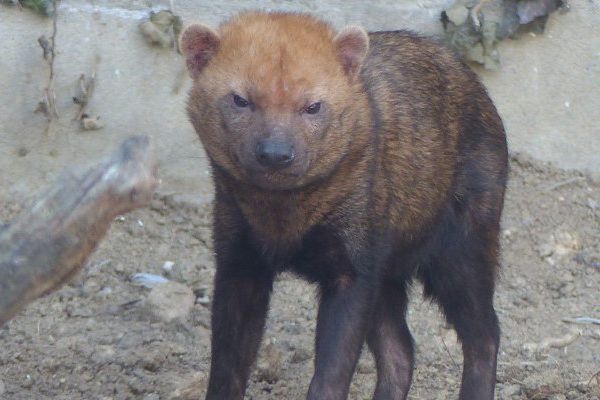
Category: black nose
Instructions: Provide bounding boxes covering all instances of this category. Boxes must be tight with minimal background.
[255,139,295,169]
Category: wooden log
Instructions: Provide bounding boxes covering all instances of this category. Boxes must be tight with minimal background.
[0,135,158,326]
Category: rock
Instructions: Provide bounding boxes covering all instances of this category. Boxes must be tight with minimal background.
[560,271,574,282]
[91,345,116,364]
[441,328,459,349]
[291,346,312,363]
[256,340,285,383]
[553,232,580,256]
[445,4,469,25]
[566,390,580,400]
[538,241,555,258]
[168,372,207,400]
[538,231,580,259]
[98,286,113,297]
[499,383,522,397]
[162,261,175,272]
[65,304,93,318]
[145,282,195,323]
[193,287,210,306]
[356,358,376,374]
[283,322,305,335]
[139,343,170,372]
[548,395,567,400]
[22,374,33,389]
[132,273,170,288]
[523,381,565,398]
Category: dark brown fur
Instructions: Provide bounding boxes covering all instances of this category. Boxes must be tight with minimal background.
[181,11,508,400]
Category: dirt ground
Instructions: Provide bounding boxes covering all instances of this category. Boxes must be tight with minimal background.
[0,154,598,400]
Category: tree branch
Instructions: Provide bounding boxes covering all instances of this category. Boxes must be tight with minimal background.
[0,135,158,326]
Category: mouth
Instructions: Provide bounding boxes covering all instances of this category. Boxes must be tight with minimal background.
[245,168,304,190]
[231,150,311,190]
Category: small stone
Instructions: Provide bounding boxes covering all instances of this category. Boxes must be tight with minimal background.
[0,379,5,395]
[195,294,210,306]
[445,4,469,25]
[146,282,195,323]
[566,390,580,400]
[291,346,312,363]
[513,276,528,289]
[554,232,580,256]
[560,271,574,282]
[65,303,93,318]
[538,231,580,259]
[193,287,210,306]
[538,241,555,258]
[441,328,459,349]
[143,394,160,400]
[139,344,169,372]
[356,358,376,374]
[256,340,285,383]
[80,114,105,130]
[92,345,116,364]
[499,383,521,397]
[548,395,567,400]
[168,372,207,400]
[572,381,590,393]
[132,273,170,288]
[521,293,539,306]
[523,381,564,398]
[22,374,33,389]
[98,286,113,297]
[283,322,305,335]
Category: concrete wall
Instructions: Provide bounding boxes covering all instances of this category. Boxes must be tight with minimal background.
[1,0,599,203]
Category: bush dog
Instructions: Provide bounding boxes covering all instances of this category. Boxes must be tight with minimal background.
[180,11,508,400]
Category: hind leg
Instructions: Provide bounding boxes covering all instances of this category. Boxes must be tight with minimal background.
[434,278,499,400]
[367,281,414,400]
[420,225,500,399]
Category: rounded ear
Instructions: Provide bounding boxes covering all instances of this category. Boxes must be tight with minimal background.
[333,26,369,78]
[179,24,220,79]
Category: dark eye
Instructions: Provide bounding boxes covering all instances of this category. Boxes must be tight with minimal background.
[233,94,249,108]
[305,102,321,114]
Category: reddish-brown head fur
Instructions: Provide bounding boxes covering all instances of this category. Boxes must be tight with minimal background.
[181,12,370,190]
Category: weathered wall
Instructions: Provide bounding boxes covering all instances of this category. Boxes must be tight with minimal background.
[1,0,599,203]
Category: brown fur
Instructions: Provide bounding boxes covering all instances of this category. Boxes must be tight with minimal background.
[182,11,508,400]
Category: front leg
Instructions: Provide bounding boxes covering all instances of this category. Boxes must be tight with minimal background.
[205,193,274,399]
[206,264,273,399]
[307,272,378,400]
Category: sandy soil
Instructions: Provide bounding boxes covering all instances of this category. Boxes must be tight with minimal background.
[0,155,599,400]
